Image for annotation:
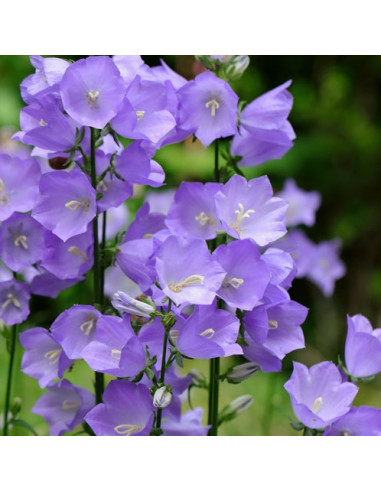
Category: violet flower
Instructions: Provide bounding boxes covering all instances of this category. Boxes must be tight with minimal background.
[85,380,153,436]
[344,314,381,378]
[284,361,358,429]
[0,279,30,325]
[323,406,381,436]
[278,179,321,227]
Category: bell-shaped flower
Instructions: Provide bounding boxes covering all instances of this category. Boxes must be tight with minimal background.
[323,406,381,436]
[162,408,209,436]
[166,182,223,240]
[176,304,242,359]
[19,327,72,388]
[344,314,381,378]
[60,56,126,129]
[178,71,238,147]
[81,315,146,377]
[0,154,41,221]
[213,239,270,310]
[85,380,153,436]
[32,379,94,436]
[284,361,358,429]
[32,168,96,242]
[0,213,46,271]
[278,179,321,227]
[0,279,30,325]
[50,305,101,359]
[156,235,226,305]
[215,174,288,246]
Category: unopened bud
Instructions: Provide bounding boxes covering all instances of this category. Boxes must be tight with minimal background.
[112,291,156,317]
[218,395,253,424]
[10,397,22,418]
[162,312,177,330]
[188,369,207,387]
[153,386,172,409]
[226,362,260,383]
[225,55,250,80]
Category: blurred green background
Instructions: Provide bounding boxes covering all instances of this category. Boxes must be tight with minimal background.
[1,55,381,436]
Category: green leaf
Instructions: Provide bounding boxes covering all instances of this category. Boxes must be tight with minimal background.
[9,419,38,436]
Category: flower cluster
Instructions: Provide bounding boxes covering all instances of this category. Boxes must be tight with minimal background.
[0,54,359,437]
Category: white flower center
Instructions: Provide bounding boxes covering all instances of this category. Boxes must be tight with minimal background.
[2,292,21,309]
[39,118,48,127]
[205,97,221,117]
[65,198,90,213]
[79,315,97,336]
[230,203,255,234]
[111,349,121,361]
[268,320,278,330]
[136,110,145,121]
[68,246,88,262]
[200,328,215,339]
[14,234,28,249]
[87,90,100,108]
[312,397,323,414]
[223,276,244,289]
[195,211,216,227]
[62,400,81,411]
[44,349,62,365]
[169,329,180,341]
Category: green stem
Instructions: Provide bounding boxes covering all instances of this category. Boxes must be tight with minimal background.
[208,139,221,436]
[155,299,172,431]
[3,324,18,436]
[100,211,107,306]
[90,127,104,404]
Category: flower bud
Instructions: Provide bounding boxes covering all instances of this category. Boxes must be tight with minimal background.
[218,395,254,424]
[10,397,22,417]
[225,56,250,80]
[188,369,207,387]
[153,386,172,409]
[111,291,156,317]
[226,362,260,383]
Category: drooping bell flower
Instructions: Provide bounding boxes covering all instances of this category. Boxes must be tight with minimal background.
[85,380,153,436]
[50,305,101,359]
[166,182,223,240]
[0,279,31,325]
[213,239,270,310]
[344,314,381,378]
[155,235,226,305]
[60,56,126,129]
[32,379,94,436]
[32,168,96,242]
[215,174,288,246]
[19,327,73,388]
[178,71,238,147]
[0,212,45,272]
[0,154,41,221]
[284,361,358,429]
[278,179,321,227]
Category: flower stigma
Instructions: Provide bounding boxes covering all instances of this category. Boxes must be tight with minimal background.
[114,424,144,436]
[205,97,221,117]
[230,203,255,234]
[62,400,81,411]
[86,90,100,108]
[65,198,90,213]
[195,211,216,227]
[14,234,28,249]
[68,246,88,262]
[223,277,244,289]
[2,292,21,309]
[136,110,145,121]
[44,349,62,365]
[168,275,205,293]
[312,397,323,414]
[200,328,215,339]
[111,349,121,361]
[79,315,97,336]
[268,320,278,330]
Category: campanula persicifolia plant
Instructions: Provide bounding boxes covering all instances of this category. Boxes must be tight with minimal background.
[1,54,377,437]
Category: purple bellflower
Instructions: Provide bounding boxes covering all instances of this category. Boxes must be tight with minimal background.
[60,56,126,129]
[344,314,381,378]
[32,379,94,436]
[215,174,288,246]
[278,179,321,227]
[19,327,72,388]
[178,71,238,147]
[0,279,30,326]
[85,380,153,436]
[323,406,381,436]
[284,361,358,429]
[32,169,96,242]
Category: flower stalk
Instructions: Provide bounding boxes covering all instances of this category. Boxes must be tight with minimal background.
[3,324,18,436]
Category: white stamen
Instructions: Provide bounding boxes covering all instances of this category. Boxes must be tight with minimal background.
[111,349,121,361]
[65,198,90,213]
[44,349,62,365]
[223,277,244,289]
[195,211,216,227]
[230,203,255,234]
[114,424,144,436]
[2,293,21,309]
[136,110,145,121]
[205,98,221,117]
[168,275,205,293]
[200,328,215,339]
[0,178,9,206]
[87,90,100,108]
[39,118,48,127]
[97,180,108,193]
[268,320,278,330]
[312,397,323,414]
[68,246,88,262]
[14,234,28,249]
[143,233,154,239]
[80,317,96,336]
[62,400,81,411]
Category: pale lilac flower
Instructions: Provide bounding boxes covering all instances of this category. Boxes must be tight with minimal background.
[284,361,358,429]
[323,406,381,436]
[60,56,125,129]
[112,291,156,318]
[178,71,238,147]
[19,327,72,388]
[0,279,30,325]
[85,380,153,436]
[278,179,321,227]
[344,314,381,378]
[162,408,210,436]
[156,235,226,305]
[32,169,96,242]
[32,379,94,436]
[215,174,288,246]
